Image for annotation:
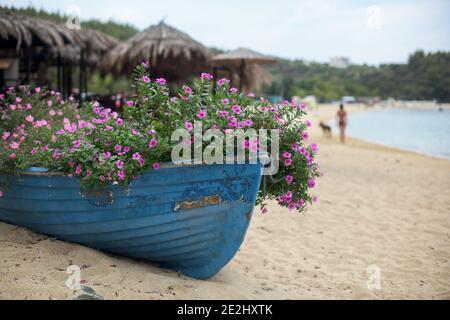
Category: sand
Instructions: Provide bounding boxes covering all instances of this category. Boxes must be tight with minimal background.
[1,104,449,300]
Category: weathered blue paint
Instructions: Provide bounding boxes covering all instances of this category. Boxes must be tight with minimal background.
[0,163,263,279]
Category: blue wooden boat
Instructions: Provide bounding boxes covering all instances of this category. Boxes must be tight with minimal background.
[0,163,263,279]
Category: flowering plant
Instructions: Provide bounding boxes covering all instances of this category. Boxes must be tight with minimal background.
[0,63,320,212]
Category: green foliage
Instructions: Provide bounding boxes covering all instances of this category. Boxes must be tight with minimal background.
[265,51,450,102]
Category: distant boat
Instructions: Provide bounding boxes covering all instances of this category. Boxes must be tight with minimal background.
[0,163,263,279]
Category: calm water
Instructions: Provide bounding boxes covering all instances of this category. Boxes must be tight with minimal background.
[343,108,450,160]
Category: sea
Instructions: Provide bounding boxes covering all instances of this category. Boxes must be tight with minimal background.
[341,108,450,160]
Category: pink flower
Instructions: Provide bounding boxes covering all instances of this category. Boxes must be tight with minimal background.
[10,141,19,149]
[2,132,10,140]
[116,118,124,126]
[72,139,81,149]
[309,178,316,188]
[222,99,230,105]
[184,121,193,131]
[183,86,193,94]
[85,170,92,177]
[132,152,141,160]
[230,87,238,93]
[282,151,292,159]
[284,159,293,167]
[285,175,294,184]
[115,145,122,152]
[141,61,150,68]
[9,153,16,159]
[156,78,166,85]
[312,195,318,203]
[75,165,82,175]
[16,97,22,103]
[35,87,41,93]
[197,110,207,119]
[242,119,253,127]
[288,203,297,211]
[302,131,309,140]
[123,146,130,153]
[104,152,111,158]
[56,129,65,135]
[31,148,38,155]
[141,76,151,83]
[310,143,318,153]
[99,175,106,182]
[231,105,241,114]
[149,138,158,148]
[116,160,124,169]
[25,115,34,122]
[117,170,125,181]
[0,191,3,198]
[47,100,53,107]
[217,78,229,86]
[152,162,161,170]
[126,100,134,107]
[148,129,156,136]
[138,159,145,167]
[201,73,213,80]
[306,120,312,127]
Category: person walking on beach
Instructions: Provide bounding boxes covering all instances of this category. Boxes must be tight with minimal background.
[337,104,347,143]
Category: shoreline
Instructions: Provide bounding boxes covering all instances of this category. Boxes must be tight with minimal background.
[312,104,450,162]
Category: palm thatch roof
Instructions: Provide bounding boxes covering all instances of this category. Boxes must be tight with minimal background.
[0,11,118,64]
[213,48,277,92]
[213,47,277,65]
[103,21,211,80]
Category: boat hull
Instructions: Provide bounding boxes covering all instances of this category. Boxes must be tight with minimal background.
[0,163,263,279]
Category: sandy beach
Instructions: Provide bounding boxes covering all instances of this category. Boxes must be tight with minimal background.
[1,105,449,300]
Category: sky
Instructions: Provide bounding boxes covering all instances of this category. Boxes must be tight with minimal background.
[2,0,450,65]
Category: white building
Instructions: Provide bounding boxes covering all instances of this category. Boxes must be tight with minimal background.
[329,57,350,69]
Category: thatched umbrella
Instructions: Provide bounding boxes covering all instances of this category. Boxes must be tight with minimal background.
[0,11,118,64]
[0,11,118,99]
[213,47,277,91]
[103,21,211,80]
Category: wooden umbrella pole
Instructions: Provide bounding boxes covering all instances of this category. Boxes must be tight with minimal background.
[239,59,245,92]
[78,48,84,105]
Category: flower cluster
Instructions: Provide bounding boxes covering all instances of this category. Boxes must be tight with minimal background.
[0,63,321,213]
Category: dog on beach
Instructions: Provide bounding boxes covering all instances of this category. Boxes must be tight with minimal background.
[319,121,332,137]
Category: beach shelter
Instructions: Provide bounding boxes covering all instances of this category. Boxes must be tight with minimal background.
[103,21,211,81]
[212,47,277,91]
[0,11,118,99]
